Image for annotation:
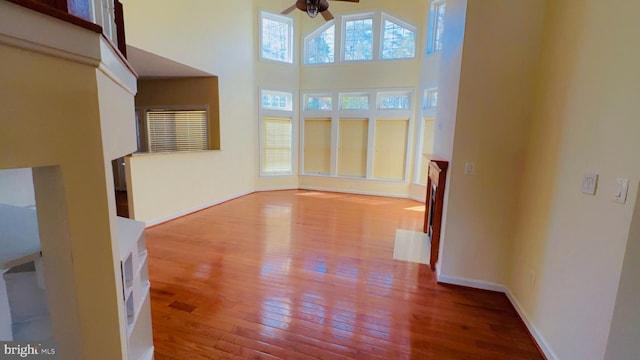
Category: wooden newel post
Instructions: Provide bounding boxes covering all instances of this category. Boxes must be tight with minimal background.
[423,157,448,270]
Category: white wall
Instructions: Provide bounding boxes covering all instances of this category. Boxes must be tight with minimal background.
[436,0,546,285]
[0,169,35,207]
[0,168,36,340]
[123,0,435,223]
[508,0,640,358]
[122,0,259,223]
[604,187,640,360]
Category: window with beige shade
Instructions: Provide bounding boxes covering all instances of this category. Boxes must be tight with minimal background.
[338,119,369,178]
[301,89,413,182]
[374,119,409,180]
[260,89,294,176]
[303,119,332,175]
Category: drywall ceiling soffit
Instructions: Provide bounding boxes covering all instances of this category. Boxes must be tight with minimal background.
[126,45,213,79]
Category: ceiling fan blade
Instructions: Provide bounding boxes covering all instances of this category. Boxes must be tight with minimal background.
[281,4,298,15]
[321,9,334,21]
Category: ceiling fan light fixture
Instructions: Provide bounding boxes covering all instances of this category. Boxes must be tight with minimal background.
[287,0,342,20]
[306,2,319,18]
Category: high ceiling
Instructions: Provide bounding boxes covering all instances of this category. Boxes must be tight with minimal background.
[126,45,212,78]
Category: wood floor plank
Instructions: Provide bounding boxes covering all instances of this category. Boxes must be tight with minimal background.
[145,190,543,359]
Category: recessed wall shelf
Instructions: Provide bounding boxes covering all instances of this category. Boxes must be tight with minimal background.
[117,217,154,360]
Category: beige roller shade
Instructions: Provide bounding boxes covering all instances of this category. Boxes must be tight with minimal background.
[374,119,408,180]
[338,119,368,177]
[304,118,332,174]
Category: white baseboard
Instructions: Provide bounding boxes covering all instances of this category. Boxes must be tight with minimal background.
[144,189,254,227]
[436,274,506,292]
[298,185,409,199]
[436,273,555,360]
[408,194,425,203]
[504,288,557,360]
[255,186,299,192]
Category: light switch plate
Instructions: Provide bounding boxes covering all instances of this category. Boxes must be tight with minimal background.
[464,162,475,175]
[581,173,598,195]
[613,178,629,204]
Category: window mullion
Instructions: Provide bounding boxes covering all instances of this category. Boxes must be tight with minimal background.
[366,116,375,179]
[330,114,339,176]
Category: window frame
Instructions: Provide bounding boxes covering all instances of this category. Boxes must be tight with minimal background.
[259,88,295,177]
[304,93,334,111]
[423,88,439,114]
[377,90,413,110]
[427,0,446,55]
[340,12,377,63]
[339,92,372,111]
[413,87,439,184]
[260,11,294,64]
[304,21,336,65]
[300,10,417,65]
[262,89,294,111]
[379,13,417,61]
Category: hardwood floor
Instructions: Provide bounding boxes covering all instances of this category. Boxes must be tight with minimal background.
[145,190,543,359]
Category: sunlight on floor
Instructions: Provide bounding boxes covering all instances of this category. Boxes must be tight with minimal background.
[296,191,391,205]
[295,192,345,199]
[404,205,426,212]
[393,229,430,265]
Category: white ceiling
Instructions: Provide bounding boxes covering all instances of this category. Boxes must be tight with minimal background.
[126,45,212,78]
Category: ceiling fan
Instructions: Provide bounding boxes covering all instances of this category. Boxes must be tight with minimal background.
[281,0,360,21]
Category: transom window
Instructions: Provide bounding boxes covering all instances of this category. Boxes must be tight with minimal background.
[262,90,293,111]
[260,11,293,63]
[378,92,411,110]
[305,94,333,110]
[340,94,370,110]
[423,88,439,110]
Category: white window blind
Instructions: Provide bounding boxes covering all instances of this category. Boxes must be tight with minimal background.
[146,110,208,152]
[262,116,292,174]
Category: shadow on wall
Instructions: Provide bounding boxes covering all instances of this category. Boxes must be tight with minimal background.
[604,180,640,359]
